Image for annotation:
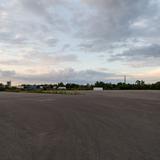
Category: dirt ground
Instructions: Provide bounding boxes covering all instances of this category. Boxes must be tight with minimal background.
[0,91,160,160]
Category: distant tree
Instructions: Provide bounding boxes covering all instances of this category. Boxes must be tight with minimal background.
[136,80,145,85]
[135,80,141,86]
[153,81,160,89]
[95,81,105,87]
[140,80,145,86]
[0,83,5,91]
[58,82,65,87]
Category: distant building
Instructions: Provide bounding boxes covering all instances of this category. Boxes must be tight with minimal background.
[57,87,66,90]
[17,85,24,89]
[53,86,57,90]
[6,81,11,88]
[39,86,44,90]
[24,85,38,90]
[93,87,103,91]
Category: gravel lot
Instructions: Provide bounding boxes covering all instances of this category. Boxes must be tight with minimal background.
[0,91,160,160]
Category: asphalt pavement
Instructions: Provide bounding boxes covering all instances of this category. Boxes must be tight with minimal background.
[0,91,160,160]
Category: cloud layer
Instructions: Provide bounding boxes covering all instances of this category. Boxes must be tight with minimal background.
[0,68,120,84]
[109,44,160,67]
[0,0,160,83]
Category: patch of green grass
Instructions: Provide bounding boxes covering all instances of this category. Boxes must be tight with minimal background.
[5,89,81,95]
[33,90,81,95]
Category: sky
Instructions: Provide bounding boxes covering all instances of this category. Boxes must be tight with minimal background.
[0,0,160,84]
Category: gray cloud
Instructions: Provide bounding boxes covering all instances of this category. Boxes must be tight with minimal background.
[62,44,70,51]
[109,44,160,67]
[78,40,111,53]
[0,52,78,66]
[17,0,65,19]
[25,51,78,65]
[0,69,16,77]
[0,0,70,51]
[1,0,160,54]
[18,69,118,84]
[0,0,160,84]
[75,0,160,53]
[0,68,119,84]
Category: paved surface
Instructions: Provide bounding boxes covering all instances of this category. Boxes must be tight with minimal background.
[0,91,160,160]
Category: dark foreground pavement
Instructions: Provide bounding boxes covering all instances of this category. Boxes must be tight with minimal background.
[0,91,160,160]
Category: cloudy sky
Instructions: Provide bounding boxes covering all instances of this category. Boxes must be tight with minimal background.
[0,0,160,84]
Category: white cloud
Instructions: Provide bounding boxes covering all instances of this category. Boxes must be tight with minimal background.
[0,0,160,83]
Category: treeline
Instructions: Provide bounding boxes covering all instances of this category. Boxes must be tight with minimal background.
[94,80,160,90]
[0,80,160,91]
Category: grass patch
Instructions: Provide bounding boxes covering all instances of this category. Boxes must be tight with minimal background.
[31,90,81,95]
[5,89,81,95]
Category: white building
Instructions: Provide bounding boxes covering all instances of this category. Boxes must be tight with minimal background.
[57,87,66,90]
[93,87,103,91]
[17,85,24,89]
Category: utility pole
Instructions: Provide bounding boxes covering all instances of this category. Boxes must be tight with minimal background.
[124,75,126,84]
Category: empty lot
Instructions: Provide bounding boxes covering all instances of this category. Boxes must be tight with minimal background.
[0,91,160,160]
